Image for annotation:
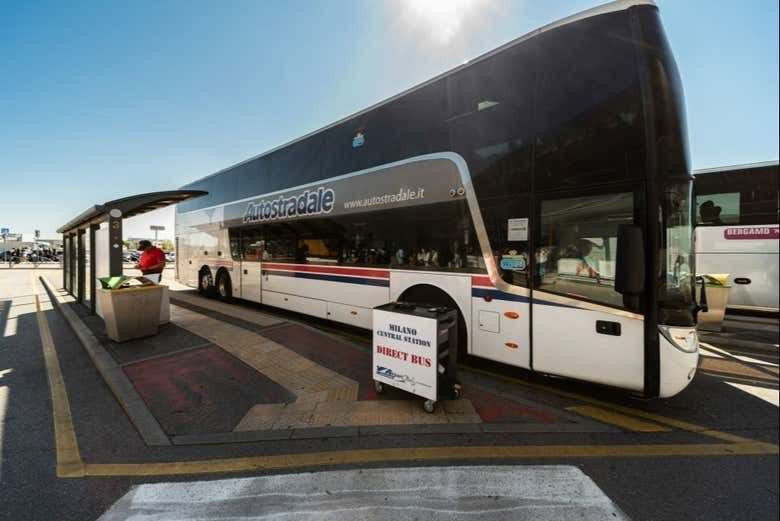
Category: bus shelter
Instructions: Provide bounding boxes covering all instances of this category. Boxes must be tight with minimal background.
[57,190,206,314]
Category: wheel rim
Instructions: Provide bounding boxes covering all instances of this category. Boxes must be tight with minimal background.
[200,273,210,290]
[219,279,227,296]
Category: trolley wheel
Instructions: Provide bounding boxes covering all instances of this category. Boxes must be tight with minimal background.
[423,400,436,414]
[451,383,462,400]
[373,380,384,394]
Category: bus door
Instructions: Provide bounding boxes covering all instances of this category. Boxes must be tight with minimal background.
[239,228,264,303]
[472,195,532,369]
[531,187,646,391]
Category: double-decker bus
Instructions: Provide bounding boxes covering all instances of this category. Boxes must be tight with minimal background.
[176,0,700,398]
[694,161,779,313]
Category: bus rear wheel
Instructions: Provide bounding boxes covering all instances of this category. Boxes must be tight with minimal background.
[216,271,232,302]
[398,284,468,368]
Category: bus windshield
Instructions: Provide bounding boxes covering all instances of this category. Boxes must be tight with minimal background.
[659,181,695,325]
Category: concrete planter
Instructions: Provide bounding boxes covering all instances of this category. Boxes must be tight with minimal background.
[696,276,731,332]
[97,285,163,342]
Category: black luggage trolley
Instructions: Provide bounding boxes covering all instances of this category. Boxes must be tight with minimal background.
[372,302,461,413]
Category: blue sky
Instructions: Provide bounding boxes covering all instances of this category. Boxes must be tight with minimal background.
[1,0,777,239]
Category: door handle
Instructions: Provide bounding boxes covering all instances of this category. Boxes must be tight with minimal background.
[596,320,621,336]
[243,269,248,275]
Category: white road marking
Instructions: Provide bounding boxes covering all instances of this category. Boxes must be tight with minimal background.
[0,386,7,476]
[698,347,724,359]
[725,382,779,407]
[98,465,629,520]
[699,343,779,367]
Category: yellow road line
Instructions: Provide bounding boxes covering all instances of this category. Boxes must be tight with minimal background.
[31,274,85,478]
[81,441,778,477]
[463,365,758,443]
[566,406,670,432]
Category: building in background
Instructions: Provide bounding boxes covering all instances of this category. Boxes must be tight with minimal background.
[0,232,63,252]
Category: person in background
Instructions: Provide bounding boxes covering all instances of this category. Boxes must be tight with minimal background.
[134,240,166,281]
[699,200,723,225]
[574,239,600,279]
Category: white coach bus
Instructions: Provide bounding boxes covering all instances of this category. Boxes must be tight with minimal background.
[694,161,779,313]
[176,1,702,398]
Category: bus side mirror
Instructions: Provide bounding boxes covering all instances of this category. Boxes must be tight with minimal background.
[615,224,645,295]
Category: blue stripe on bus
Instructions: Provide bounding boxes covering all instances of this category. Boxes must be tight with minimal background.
[471,287,529,303]
[471,288,577,308]
[266,269,390,287]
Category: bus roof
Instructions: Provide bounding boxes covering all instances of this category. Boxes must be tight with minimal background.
[184,0,655,187]
[693,160,779,175]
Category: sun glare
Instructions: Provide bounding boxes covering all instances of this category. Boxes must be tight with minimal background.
[398,0,491,46]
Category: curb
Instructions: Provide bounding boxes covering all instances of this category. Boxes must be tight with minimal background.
[40,276,171,446]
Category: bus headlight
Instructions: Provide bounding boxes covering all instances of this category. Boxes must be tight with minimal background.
[659,326,699,353]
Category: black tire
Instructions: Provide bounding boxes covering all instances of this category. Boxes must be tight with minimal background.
[198,268,214,296]
[216,270,232,302]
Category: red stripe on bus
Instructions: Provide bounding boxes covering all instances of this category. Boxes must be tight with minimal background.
[471,276,493,287]
[262,263,390,279]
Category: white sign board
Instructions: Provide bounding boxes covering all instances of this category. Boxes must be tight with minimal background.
[507,218,528,241]
[372,308,438,401]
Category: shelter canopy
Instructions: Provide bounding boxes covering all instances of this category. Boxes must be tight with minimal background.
[58,190,206,312]
[57,190,206,234]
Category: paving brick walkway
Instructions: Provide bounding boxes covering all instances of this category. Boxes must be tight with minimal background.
[169,302,482,429]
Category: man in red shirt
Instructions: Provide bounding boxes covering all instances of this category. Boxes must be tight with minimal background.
[134,240,166,280]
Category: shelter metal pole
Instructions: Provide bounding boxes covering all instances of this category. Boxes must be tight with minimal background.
[90,224,97,314]
[108,209,123,277]
[62,233,67,289]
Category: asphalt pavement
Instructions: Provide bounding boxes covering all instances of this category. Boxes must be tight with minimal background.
[0,267,777,520]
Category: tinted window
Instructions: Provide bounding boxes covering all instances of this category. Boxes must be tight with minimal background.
[179,79,455,214]
[263,225,296,262]
[695,192,740,225]
[533,11,645,190]
[694,166,779,226]
[241,228,266,261]
[178,8,653,216]
[334,201,478,271]
[446,44,535,199]
[229,200,481,272]
[535,191,636,309]
[635,7,690,181]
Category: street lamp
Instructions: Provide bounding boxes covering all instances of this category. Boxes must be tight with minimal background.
[149,225,165,247]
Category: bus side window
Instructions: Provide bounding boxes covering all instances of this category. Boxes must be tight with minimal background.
[240,228,265,262]
[263,225,295,262]
[695,194,737,225]
[228,229,242,261]
[535,192,634,309]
